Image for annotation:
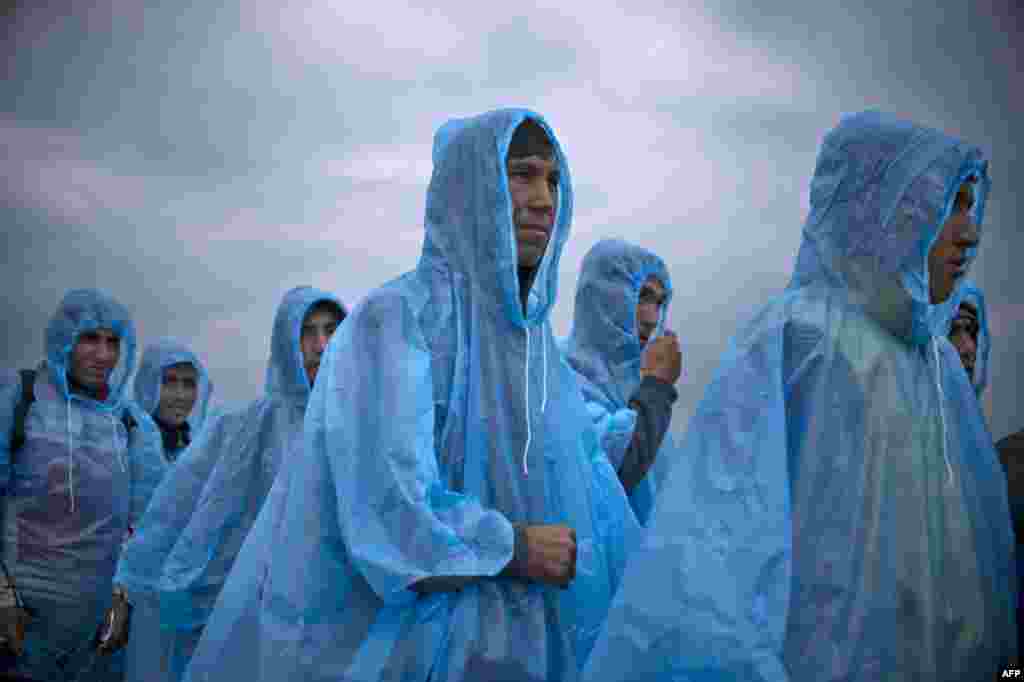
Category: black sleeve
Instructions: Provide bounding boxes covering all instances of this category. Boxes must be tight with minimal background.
[618,376,678,494]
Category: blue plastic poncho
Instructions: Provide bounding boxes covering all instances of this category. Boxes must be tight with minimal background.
[183,108,639,682]
[133,337,214,451]
[0,288,165,680]
[124,337,214,682]
[582,111,1016,682]
[114,286,343,681]
[935,280,990,397]
[565,238,678,524]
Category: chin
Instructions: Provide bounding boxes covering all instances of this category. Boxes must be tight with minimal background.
[517,248,545,269]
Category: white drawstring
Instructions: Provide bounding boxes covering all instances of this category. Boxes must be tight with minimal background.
[932,338,953,487]
[66,399,75,513]
[523,326,532,476]
[540,329,548,415]
[521,325,550,478]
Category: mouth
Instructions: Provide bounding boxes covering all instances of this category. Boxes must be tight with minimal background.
[518,224,551,240]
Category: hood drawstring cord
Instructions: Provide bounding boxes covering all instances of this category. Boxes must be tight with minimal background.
[932,338,954,487]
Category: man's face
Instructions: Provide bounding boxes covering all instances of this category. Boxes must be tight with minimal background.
[69,328,121,392]
[636,276,668,348]
[948,302,979,382]
[928,182,979,304]
[301,306,341,386]
[157,362,199,427]
[508,154,559,269]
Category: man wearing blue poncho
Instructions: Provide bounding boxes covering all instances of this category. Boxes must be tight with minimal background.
[106,286,345,681]
[118,338,214,682]
[183,109,638,682]
[0,289,165,681]
[582,111,1017,681]
[134,338,215,466]
[565,239,682,525]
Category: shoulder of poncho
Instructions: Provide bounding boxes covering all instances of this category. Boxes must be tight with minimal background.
[127,405,161,438]
[350,277,432,352]
[189,399,268,460]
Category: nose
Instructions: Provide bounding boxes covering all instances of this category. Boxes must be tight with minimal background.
[315,332,331,354]
[528,177,555,213]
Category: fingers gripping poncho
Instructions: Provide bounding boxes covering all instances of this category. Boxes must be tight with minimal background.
[183,109,639,682]
[582,111,1015,682]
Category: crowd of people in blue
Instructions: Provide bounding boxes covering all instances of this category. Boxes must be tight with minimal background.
[1,107,1020,681]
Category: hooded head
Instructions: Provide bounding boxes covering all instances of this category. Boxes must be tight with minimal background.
[45,288,137,412]
[265,286,346,403]
[134,337,214,431]
[937,280,990,395]
[790,110,989,345]
[567,239,673,407]
[419,108,574,328]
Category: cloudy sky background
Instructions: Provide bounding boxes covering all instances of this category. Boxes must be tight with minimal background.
[2,1,1021,440]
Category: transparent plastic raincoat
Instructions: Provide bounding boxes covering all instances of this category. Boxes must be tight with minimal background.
[582,111,1016,681]
[123,337,214,682]
[114,286,343,681]
[183,108,638,682]
[565,238,680,525]
[0,288,165,680]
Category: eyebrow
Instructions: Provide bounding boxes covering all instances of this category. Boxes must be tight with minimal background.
[507,158,559,172]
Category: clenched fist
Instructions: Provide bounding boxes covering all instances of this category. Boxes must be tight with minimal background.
[640,330,682,385]
[522,524,577,587]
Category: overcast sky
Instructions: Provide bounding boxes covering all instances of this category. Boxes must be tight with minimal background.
[2,0,1021,440]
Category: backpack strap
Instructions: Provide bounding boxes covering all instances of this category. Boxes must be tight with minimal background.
[10,369,37,454]
[10,369,135,451]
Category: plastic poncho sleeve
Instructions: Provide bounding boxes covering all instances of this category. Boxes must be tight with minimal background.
[310,292,516,605]
[584,320,793,682]
[0,371,21,498]
[113,416,229,596]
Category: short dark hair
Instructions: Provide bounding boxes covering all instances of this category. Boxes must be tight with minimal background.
[307,299,346,323]
[507,119,554,161]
